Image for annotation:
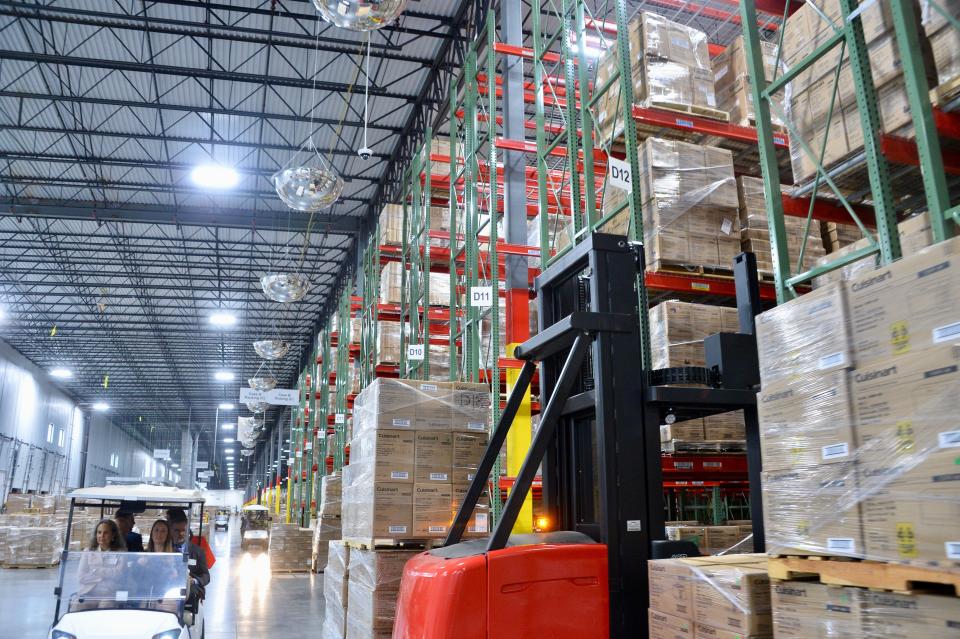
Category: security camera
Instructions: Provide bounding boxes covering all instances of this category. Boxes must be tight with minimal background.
[358,147,372,160]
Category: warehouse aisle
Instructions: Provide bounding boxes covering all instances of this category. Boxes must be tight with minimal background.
[0,515,325,638]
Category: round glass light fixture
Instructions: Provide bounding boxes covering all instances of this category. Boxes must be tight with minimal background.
[313,0,407,30]
[192,164,239,189]
[50,367,73,379]
[260,273,311,303]
[246,401,268,414]
[248,376,277,391]
[272,166,343,211]
[241,449,254,457]
[253,339,290,360]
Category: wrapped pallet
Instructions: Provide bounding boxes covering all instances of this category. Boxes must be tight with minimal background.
[1,526,63,567]
[601,138,740,272]
[321,540,351,639]
[345,548,418,639]
[268,523,313,572]
[649,300,739,370]
[922,0,960,100]
[312,515,342,573]
[594,12,718,143]
[755,237,960,566]
[375,320,402,365]
[319,472,343,519]
[648,554,772,638]
[342,379,490,542]
[711,35,786,128]
[3,493,33,513]
[780,0,937,184]
[736,176,825,277]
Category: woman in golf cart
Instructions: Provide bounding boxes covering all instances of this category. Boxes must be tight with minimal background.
[76,519,127,608]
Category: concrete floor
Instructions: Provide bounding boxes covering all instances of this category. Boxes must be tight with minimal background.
[0,515,325,638]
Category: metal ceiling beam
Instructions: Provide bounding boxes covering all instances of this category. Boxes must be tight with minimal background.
[1,199,363,234]
[0,91,404,133]
[0,125,391,159]
[0,50,423,100]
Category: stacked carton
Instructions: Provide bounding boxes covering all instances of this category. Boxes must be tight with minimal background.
[345,548,417,639]
[756,236,960,567]
[736,176,825,276]
[321,541,351,639]
[312,473,343,572]
[711,36,786,128]
[268,523,313,572]
[772,581,960,637]
[922,0,960,99]
[379,263,450,308]
[0,525,63,567]
[665,524,752,555]
[650,300,740,370]
[593,12,718,143]
[601,138,740,272]
[780,0,937,184]
[648,554,772,639]
[342,379,491,542]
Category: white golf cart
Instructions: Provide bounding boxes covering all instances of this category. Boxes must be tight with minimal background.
[48,485,206,639]
[239,504,271,551]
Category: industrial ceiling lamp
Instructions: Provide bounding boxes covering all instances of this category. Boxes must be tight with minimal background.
[314,0,407,30]
[248,376,277,391]
[253,339,290,360]
[273,161,343,212]
[260,273,311,303]
[246,401,269,414]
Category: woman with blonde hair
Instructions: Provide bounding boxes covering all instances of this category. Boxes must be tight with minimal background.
[146,519,174,553]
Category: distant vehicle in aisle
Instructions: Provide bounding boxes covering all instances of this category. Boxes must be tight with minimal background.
[239,504,271,551]
[214,510,229,531]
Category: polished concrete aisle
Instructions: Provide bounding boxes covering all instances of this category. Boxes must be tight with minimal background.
[0,515,325,638]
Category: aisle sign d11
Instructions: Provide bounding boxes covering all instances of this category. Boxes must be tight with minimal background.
[607,156,632,193]
[153,449,170,460]
[195,461,209,470]
[469,286,494,307]
[407,344,425,361]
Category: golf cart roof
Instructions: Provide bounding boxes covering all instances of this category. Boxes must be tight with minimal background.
[69,484,205,504]
[242,504,269,511]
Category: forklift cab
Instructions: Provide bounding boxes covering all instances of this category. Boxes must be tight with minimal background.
[394,234,764,639]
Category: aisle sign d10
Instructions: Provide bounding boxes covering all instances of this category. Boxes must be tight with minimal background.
[407,344,425,361]
[607,156,632,193]
[469,286,494,307]
[195,461,209,470]
[153,449,170,460]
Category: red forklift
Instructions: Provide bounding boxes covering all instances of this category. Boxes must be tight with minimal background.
[393,234,765,638]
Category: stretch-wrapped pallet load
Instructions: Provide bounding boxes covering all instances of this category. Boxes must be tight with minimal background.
[312,514,342,573]
[594,12,718,143]
[342,379,490,542]
[0,526,63,567]
[665,524,753,556]
[811,213,935,288]
[321,540,350,639]
[650,300,740,370]
[711,36,786,128]
[780,0,938,185]
[648,554,772,639]
[922,0,960,100]
[345,548,417,639]
[772,581,960,637]
[378,262,450,308]
[736,176,825,277]
[375,320,402,365]
[3,494,34,513]
[756,236,960,566]
[601,138,740,272]
[268,523,313,572]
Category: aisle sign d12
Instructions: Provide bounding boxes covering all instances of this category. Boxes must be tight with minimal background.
[607,156,632,193]
[153,449,170,460]
[407,344,425,361]
[469,286,494,307]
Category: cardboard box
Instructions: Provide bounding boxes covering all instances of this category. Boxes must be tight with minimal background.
[692,561,771,635]
[451,382,491,432]
[649,608,693,639]
[703,411,745,441]
[414,431,452,483]
[413,483,453,537]
[649,555,766,620]
[666,526,708,554]
[704,526,745,554]
[761,463,863,558]
[452,483,490,536]
[650,300,739,370]
[756,281,851,382]
[348,547,417,591]
[661,420,706,442]
[757,368,856,471]
[771,581,863,638]
[859,590,960,637]
[350,430,415,483]
[342,477,414,540]
[845,236,960,366]
[452,432,488,483]
[693,622,771,639]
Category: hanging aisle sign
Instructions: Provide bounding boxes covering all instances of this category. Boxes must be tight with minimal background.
[195,461,209,470]
[239,387,301,406]
[407,344,425,361]
[607,156,632,193]
[469,286,494,307]
[153,449,170,460]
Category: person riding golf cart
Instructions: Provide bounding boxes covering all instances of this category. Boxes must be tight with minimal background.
[213,510,229,532]
[48,485,206,639]
[239,505,270,551]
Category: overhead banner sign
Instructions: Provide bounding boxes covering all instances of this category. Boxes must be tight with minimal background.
[239,387,299,406]
[153,449,170,460]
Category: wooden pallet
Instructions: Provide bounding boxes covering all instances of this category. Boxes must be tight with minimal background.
[661,439,747,454]
[646,99,730,123]
[343,537,441,551]
[0,562,59,569]
[930,75,960,110]
[768,556,960,595]
[270,566,312,574]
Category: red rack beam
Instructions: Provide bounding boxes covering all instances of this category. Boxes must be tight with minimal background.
[881,133,960,175]
[646,271,778,301]
[632,105,790,149]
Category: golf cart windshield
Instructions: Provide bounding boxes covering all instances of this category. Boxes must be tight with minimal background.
[56,552,187,621]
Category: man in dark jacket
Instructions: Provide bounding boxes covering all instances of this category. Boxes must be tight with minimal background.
[167,508,210,601]
[115,510,144,552]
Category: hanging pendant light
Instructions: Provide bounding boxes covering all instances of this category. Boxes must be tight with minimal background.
[246,401,269,414]
[273,162,343,211]
[314,0,407,31]
[248,376,278,391]
[260,273,311,303]
[253,339,290,360]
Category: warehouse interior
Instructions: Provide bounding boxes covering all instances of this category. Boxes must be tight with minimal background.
[0,0,958,638]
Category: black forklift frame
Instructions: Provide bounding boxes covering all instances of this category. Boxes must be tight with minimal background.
[447,234,765,638]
